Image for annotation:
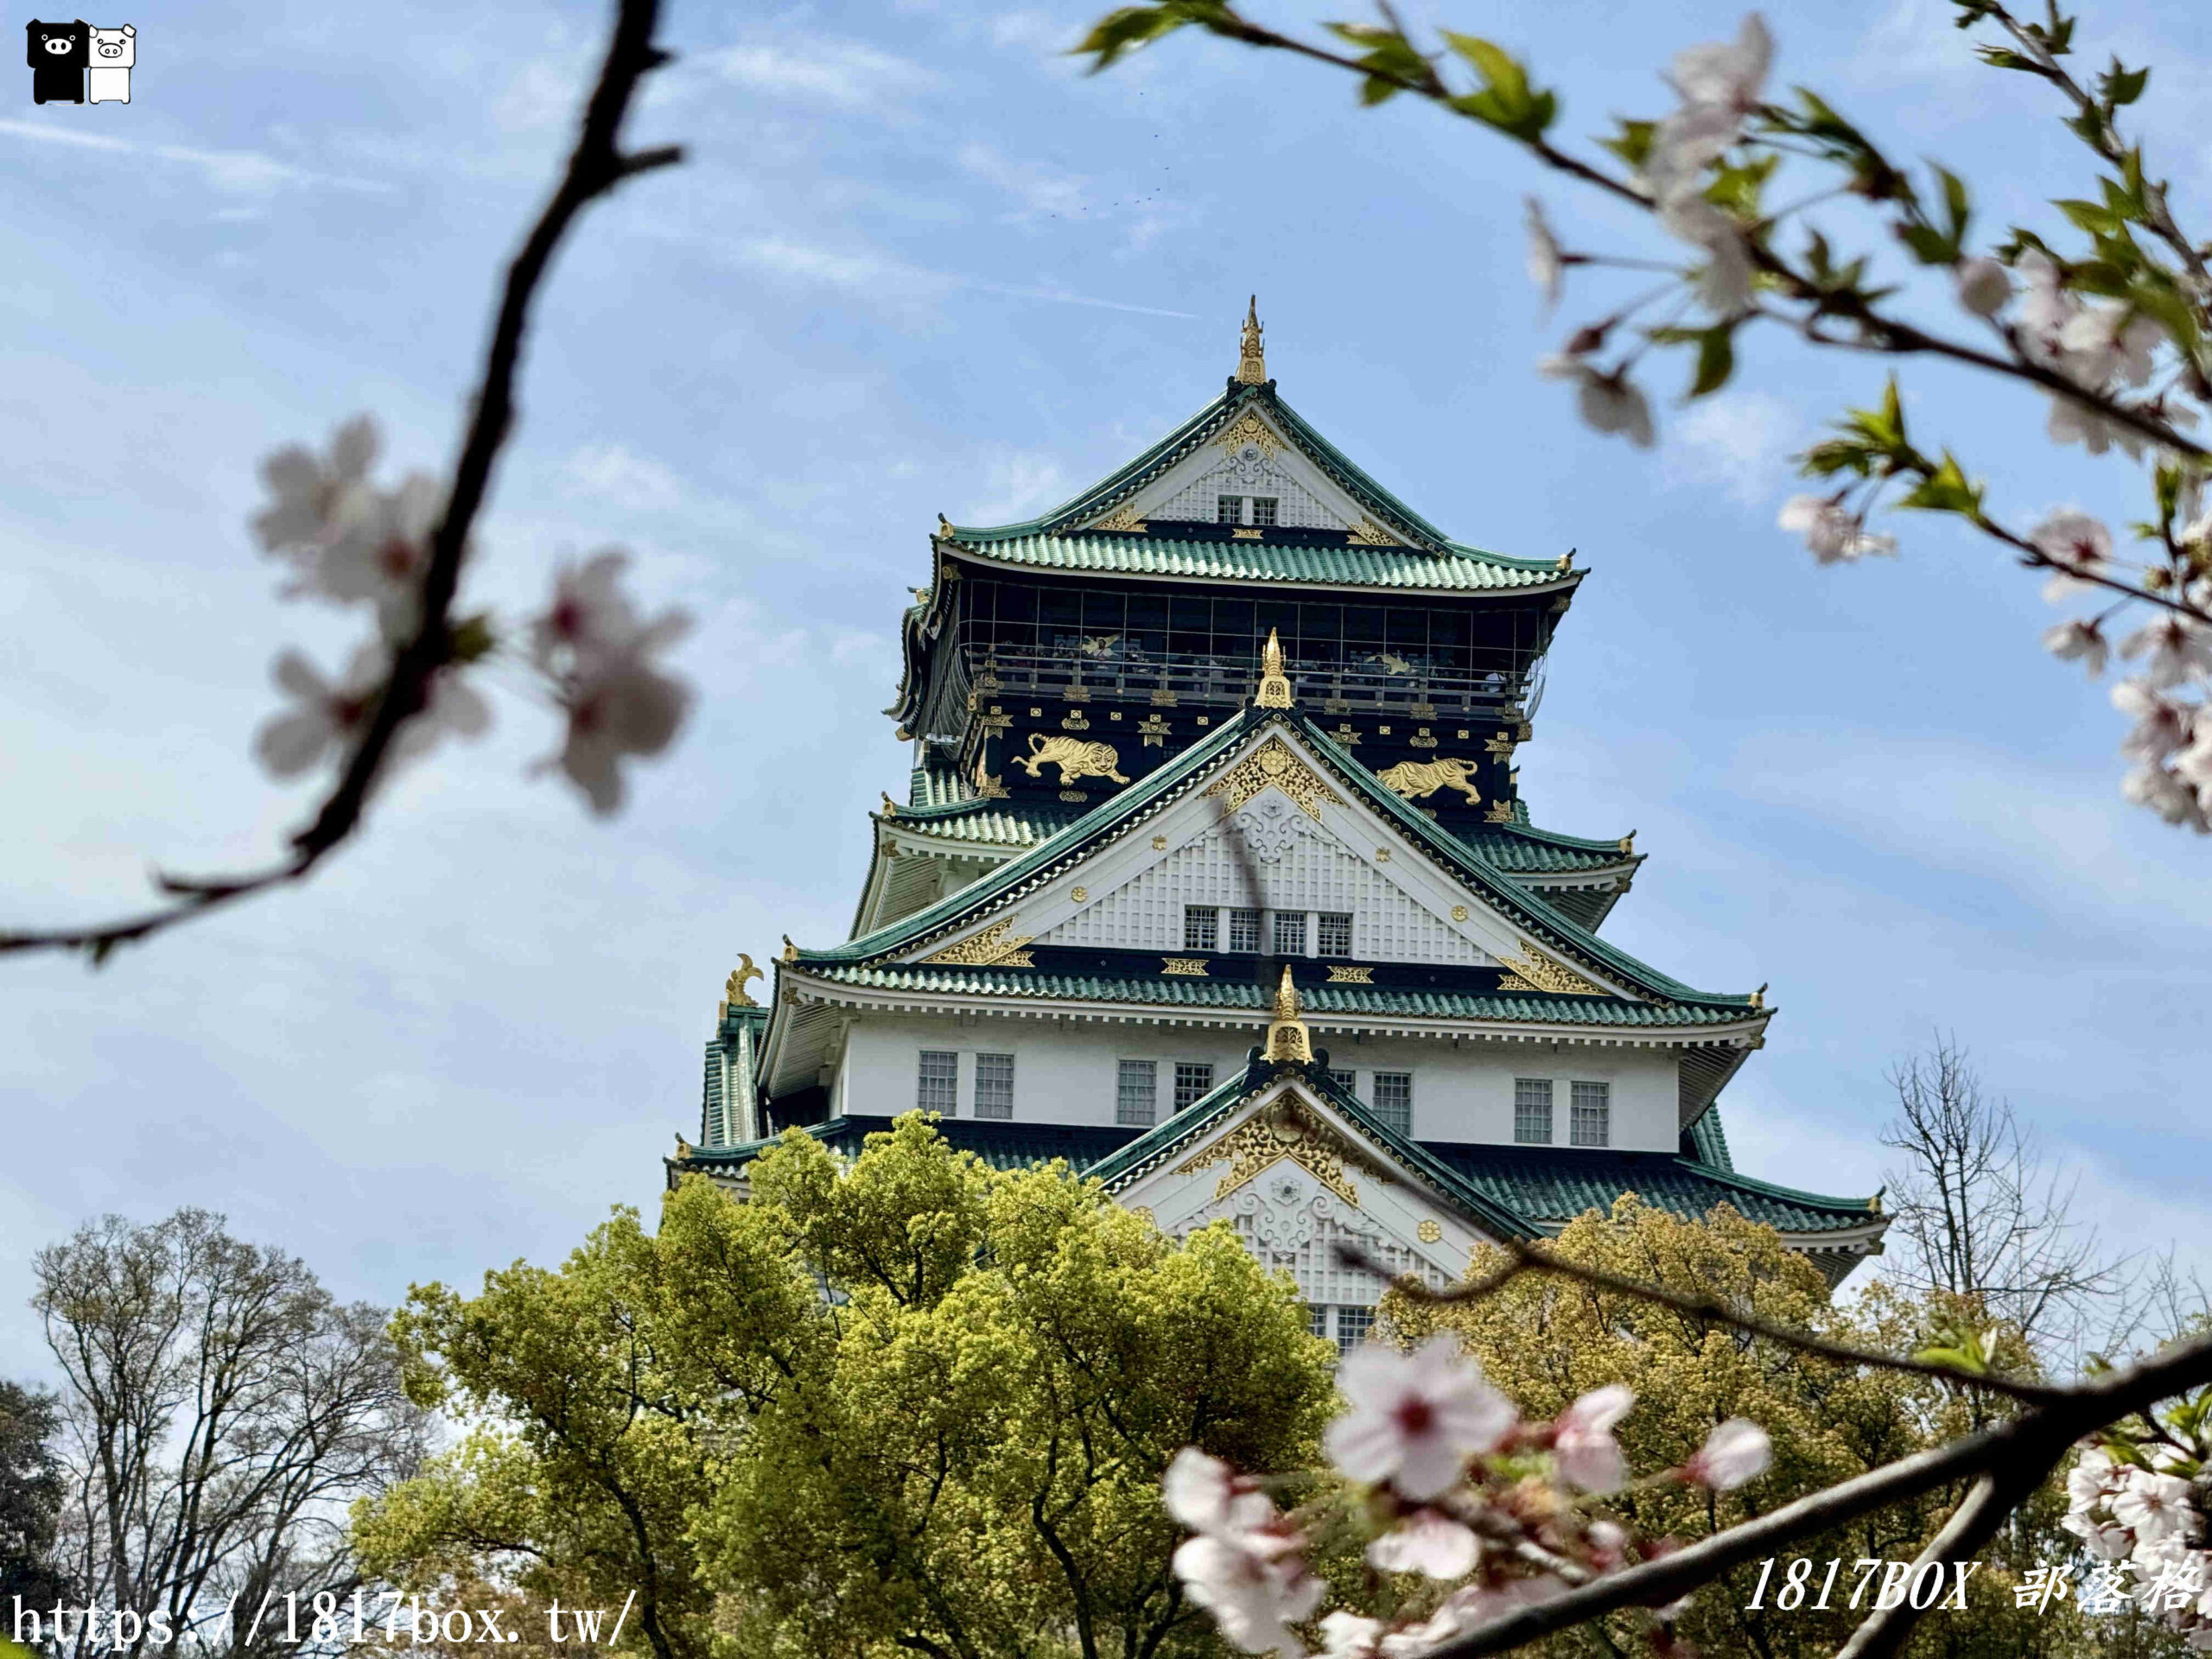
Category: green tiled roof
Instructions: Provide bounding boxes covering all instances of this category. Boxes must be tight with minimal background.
[893,798,1090,847]
[1456,825,1637,875]
[802,963,1752,1027]
[943,532,1561,593]
[1421,1141,1879,1235]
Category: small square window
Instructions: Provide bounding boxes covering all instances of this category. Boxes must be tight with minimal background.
[918,1051,958,1113]
[1307,1304,1329,1339]
[1250,497,1279,527]
[1328,1067,1357,1097]
[1514,1077,1554,1144]
[1216,494,1244,524]
[1117,1059,1158,1128]
[1317,912,1353,957]
[1227,907,1263,953]
[1183,905,1219,951]
[1273,911,1307,956]
[1571,1080,1611,1147]
[975,1053,1014,1121]
[1372,1072,1412,1136]
[1173,1062,1215,1110]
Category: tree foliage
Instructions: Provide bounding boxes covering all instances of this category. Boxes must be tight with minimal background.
[358,1115,1337,1659]
[0,1379,69,1610]
[1383,1198,2106,1658]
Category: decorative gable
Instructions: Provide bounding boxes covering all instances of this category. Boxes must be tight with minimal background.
[1078,406,1398,543]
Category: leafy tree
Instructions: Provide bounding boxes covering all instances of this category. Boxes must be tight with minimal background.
[1382,1198,2101,1659]
[0,1378,70,1610]
[359,1114,1336,1659]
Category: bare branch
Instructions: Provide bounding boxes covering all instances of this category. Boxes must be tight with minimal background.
[1337,1241,2067,1405]
[0,0,684,968]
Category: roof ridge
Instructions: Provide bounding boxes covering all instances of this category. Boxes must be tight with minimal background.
[1665,1156,1879,1215]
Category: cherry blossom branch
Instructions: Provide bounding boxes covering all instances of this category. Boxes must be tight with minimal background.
[1830,1465,2041,1659]
[0,0,683,967]
[1337,1241,2069,1404]
[1420,1331,2212,1658]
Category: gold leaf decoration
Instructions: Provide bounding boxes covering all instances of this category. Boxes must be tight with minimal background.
[1494,945,1605,997]
[1160,957,1210,976]
[1092,505,1148,533]
[1174,1103,1371,1206]
[1204,736,1344,820]
[1375,758,1484,804]
[1214,408,1280,456]
[1417,1219,1443,1243]
[1326,964,1373,983]
[1346,517,1395,546]
[921,918,1037,968]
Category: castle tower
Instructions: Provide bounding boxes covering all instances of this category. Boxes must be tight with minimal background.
[675,307,1885,1334]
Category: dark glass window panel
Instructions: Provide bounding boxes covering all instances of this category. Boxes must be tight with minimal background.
[1039,588,1082,629]
[995,583,1037,623]
[1344,606,1384,643]
[1083,591,1126,633]
[1386,608,1428,648]
[1213,599,1253,650]
[1255,601,1297,649]
[1127,594,1168,632]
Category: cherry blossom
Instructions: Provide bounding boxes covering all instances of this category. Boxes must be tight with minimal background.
[1173,1531,1323,1656]
[2046,392,2145,459]
[2027,510,2113,600]
[252,415,380,556]
[1165,1447,1280,1542]
[2113,680,2192,762]
[2014,251,2082,368]
[1662,13,1771,115]
[1317,1611,1384,1659]
[317,472,444,639]
[1551,1382,1633,1494]
[2113,1469,2195,1548]
[1365,1509,1479,1579]
[1538,356,1655,448]
[1524,197,1565,312]
[2042,619,2109,677]
[2059,304,2163,389]
[531,550,695,817]
[1325,1336,1517,1501]
[255,645,388,779]
[2122,761,2209,829]
[1682,1418,1770,1491]
[2120,614,2212,689]
[1777,494,1896,563]
[1954,257,2011,319]
[1658,190,1753,315]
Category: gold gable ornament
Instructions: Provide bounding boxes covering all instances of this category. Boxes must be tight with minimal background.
[920,917,1036,968]
[1494,945,1605,997]
[1204,735,1344,821]
[1234,295,1268,385]
[1255,627,1294,709]
[1265,966,1313,1066]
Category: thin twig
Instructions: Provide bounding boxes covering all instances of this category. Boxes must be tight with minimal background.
[0,0,683,966]
[1421,1332,2212,1658]
[1831,1463,2040,1659]
[1338,1242,2069,1405]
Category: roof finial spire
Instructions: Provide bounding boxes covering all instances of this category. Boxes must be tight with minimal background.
[1235,295,1268,385]
[1265,965,1313,1065]
[1255,626,1294,708]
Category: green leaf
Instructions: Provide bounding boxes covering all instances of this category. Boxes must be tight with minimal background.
[1072,4,1208,72]
[1688,325,1736,398]
[2101,59,2149,106]
[1974,45,2043,73]
[1936,165,1971,239]
[1438,32,1556,139]
[1898,451,1983,514]
[1897,224,1956,265]
[1598,118,1654,169]
[2056,197,2123,236]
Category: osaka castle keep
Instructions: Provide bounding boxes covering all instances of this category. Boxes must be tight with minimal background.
[669,302,1888,1328]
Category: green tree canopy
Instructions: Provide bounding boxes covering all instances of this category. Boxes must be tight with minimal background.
[359,1114,1336,1659]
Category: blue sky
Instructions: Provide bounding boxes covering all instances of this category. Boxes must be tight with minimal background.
[3,0,2208,1362]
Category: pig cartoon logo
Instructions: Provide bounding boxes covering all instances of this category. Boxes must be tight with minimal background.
[27,19,88,105]
[87,23,131,104]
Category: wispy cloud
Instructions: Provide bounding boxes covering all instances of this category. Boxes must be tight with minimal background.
[1663,391,1804,508]
[564,444,690,513]
[0,118,391,195]
[958,141,1089,219]
[963,449,1069,522]
[733,236,1198,319]
[712,38,939,109]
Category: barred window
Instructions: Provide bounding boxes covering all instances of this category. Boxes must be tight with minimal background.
[1117,1059,1158,1128]
[1183,905,1218,951]
[1227,907,1263,953]
[1173,1062,1215,1111]
[1514,1077,1553,1144]
[1328,1067,1357,1097]
[1216,494,1244,524]
[1307,1304,1329,1339]
[1317,911,1353,957]
[975,1053,1014,1121]
[918,1051,958,1113]
[1250,497,1279,527]
[1273,911,1307,956]
[1334,1306,1376,1356]
[1571,1080,1611,1147]
[1371,1072,1413,1136]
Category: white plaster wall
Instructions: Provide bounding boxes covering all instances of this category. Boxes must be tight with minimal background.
[828,1014,1683,1151]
